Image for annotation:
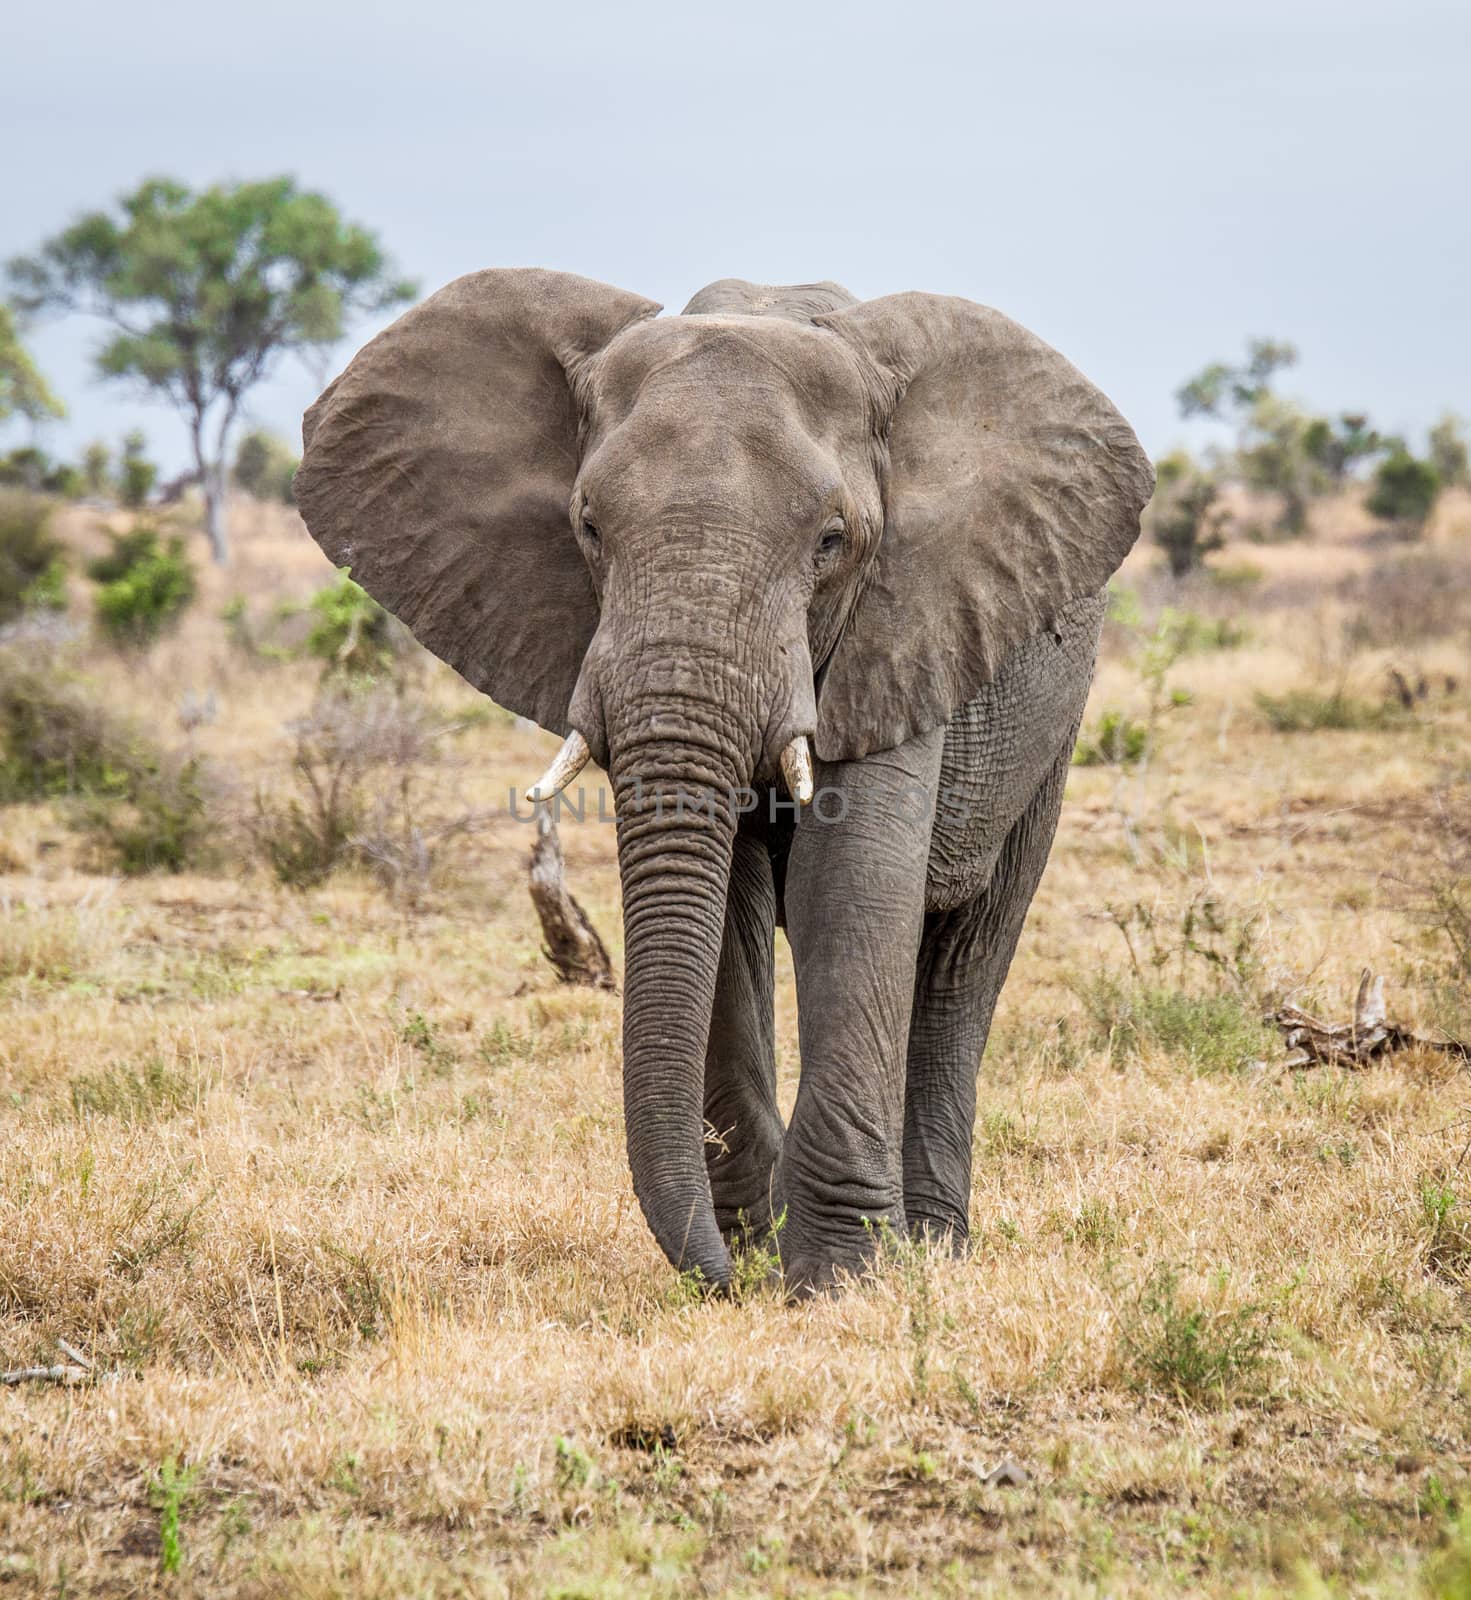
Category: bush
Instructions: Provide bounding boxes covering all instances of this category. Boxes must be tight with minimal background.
[1367,447,1440,532]
[1155,606,1248,654]
[88,527,195,644]
[1077,976,1274,1074]
[305,571,400,677]
[1073,709,1151,768]
[0,492,67,624]
[1148,452,1228,577]
[75,756,211,874]
[1344,549,1471,648]
[233,429,298,503]
[81,441,111,498]
[1116,1262,1272,1407]
[252,686,472,898]
[1428,413,1469,490]
[0,648,212,872]
[1254,689,1397,733]
[0,447,83,497]
[118,430,157,509]
[1301,411,1384,487]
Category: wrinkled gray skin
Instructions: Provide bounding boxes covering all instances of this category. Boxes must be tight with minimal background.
[295,271,1153,1296]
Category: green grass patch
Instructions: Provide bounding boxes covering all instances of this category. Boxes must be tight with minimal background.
[69,1056,200,1121]
[1117,1263,1273,1407]
[1077,976,1274,1073]
[1254,689,1399,732]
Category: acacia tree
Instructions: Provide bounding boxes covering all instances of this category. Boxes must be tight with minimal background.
[0,304,64,428]
[7,178,415,562]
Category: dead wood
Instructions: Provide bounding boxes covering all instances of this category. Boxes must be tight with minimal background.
[1269,969,1468,1068]
[2,1364,87,1386]
[528,807,617,991]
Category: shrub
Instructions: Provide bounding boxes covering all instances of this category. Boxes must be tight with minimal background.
[1155,606,1248,654]
[1073,709,1151,768]
[305,571,400,678]
[1395,783,1471,984]
[118,430,157,509]
[0,446,84,496]
[75,756,211,874]
[233,429,298,503]
[1116,1262,1272,1407]
[0,648,212,873]
[1427,412,1469,490]
[252,686,473,897]
[0,655,133,800]
[1344,548,1471,647]
[0,491,67,624]
[1254,689,1397,733]
[88,526,195,644]
[1148,452,1228,577]
[1367,446,1440,532]
[81,441,112,498]
[1077,976,1273,1074]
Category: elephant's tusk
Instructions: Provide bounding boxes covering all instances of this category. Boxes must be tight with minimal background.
[780,736,814,806]
[527,730,590,803]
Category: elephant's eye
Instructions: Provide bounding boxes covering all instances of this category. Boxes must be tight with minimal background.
[817,516,846,556]
[580,514,601,546]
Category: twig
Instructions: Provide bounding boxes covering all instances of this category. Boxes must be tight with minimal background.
[55,1337,92,1370]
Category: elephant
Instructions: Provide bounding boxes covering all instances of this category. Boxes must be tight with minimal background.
[294,270,1153,1295]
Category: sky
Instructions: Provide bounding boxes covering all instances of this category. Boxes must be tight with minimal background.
[4,0,1468,477]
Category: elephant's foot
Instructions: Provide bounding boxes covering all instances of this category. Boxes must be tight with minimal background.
[907,1213,971,1256]
[777,1201,908,1298]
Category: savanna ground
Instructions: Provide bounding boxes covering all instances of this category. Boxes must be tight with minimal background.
[2,488,1471,1598]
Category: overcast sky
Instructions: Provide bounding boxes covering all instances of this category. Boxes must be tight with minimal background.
[5,0,1468,475]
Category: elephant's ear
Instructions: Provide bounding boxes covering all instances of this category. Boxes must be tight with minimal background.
[812,293,1153,761]
[295,269,661,735]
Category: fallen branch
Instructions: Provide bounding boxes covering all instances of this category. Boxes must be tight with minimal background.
[528,808,617,992]
[2,1365,87,1386]
[1270,970,1469,1068]
[2,1337,95,1385]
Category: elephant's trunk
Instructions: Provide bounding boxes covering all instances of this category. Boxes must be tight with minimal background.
[610,717,745,1289]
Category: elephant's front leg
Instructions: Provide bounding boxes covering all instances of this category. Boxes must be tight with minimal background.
[779,729,944,1293]
[903,738,1074,1248]
[704,827,784,1243]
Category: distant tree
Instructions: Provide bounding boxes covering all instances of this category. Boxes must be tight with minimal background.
[7,177,415,563]
[1175,338,1298,420]
[1367,447,1440,535]
[81,440,112,498]
[233,428,298,503]
[0,305,64,428]
[1176,339,1391,537]
[119,429,157,510]
[1235,395,1332,537]
[1148,451,1228,577]
[1301,412,1385,487]
[0,445,81,497]
[1428,412,1470,490]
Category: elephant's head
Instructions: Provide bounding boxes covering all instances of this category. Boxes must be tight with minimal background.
[295,269,1152,1288]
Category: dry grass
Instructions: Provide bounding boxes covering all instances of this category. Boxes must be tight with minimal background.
[1,494,1470,1596]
